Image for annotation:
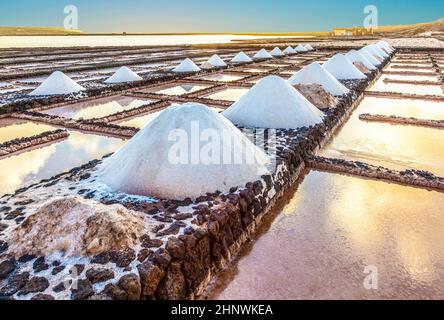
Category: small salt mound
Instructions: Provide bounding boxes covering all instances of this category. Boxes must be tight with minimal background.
[29,71,85,96]
[363,45,385,61]
[283,46,296,55]
[104,66,143,84]
[253,49,273,59]
[288,62,350,96]
[223,75,324,129]
[231,51,253,63]
[345,50,377,71]
[270,47,285,57]
[173,58,202,72]
[294,45,308,52]
[97,103,270,200]
[206,54,227,67]
[370,44,389,58]
[9,196,145,257]
[303,44,314,51]
[379,40,395,52]
[323,54,366,80]
[358,48,381,66]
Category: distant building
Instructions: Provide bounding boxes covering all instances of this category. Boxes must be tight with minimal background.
[332,27,374,36]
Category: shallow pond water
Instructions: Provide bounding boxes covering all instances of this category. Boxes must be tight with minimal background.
[211,170,444,300]
[320,98,444,176]
[0,118,56,144]
[198,73,246,82]
[205,88,250,102]
[155,84,209,96]
[43,96,153,120]
[369,77,443,96]
[0,131,125,195]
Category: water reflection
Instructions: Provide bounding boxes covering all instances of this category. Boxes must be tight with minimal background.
[212,171,444,300]
[369,77,443,96]
[199,73,245,82]
[0,119,56,144]
[0,131,124,195]
[205,88,250,101]
[155,84,209,96]
[320,100,444,176]
[44,96,153,120]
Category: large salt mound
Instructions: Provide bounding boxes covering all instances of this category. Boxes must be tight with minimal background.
[288,62,350,96]
[223,75,324,129]
[253,49,273,59]
[97,103,270,200]
[379,40,395,52]
[104,66,143,84]
[283,46,296,55]
[294,45,308,52]
[363,45,385,60]
[370,44,389,58]
[231,51,253,63]
[173,58,201,72]
[303,44,314,51]
[270,47,285,57]
[358,48,381,66]
[9,196,145,257]
[376,41,393,54]
[29,71,85,96]
[323,54,366,80]
[206,54,227,67]
[345,50,377,70]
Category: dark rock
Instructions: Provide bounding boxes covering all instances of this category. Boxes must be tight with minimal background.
[71,279,94,300]
[52,282,66,293]
[137,262,165,298]
[110,248,136,268]
[33,257,49,273]
[91,252,110,264]
[156,261,186,300]
[118,273,141,300]
[52,266,66,275]
[151,249,172,269]
[74,264,85,274]
[165,237,185,259]
[14,199,34,206]
[79,173,91,181]
[86,268,115,284]
[137,249,153,262]
[156,221,185,237]
[182,236,211,293]
[103,283,127,300]
[31,293,54,300]
[18,277,49,295]
[0,223,7,232]
[18,254,36,263]
[0,260,16,279]
[0,272,29,296]
[141,235,163,249]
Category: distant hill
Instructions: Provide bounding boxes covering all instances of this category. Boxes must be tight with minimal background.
[0,27,83,36]
[375,18,444,35]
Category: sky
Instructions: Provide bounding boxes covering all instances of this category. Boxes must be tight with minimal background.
[1,0,443,33]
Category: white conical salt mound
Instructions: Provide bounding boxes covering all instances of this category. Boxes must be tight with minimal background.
[206,54,227,67]
[376,41,393,54]
[283,46,296,55]
[358,48,381,66]
[29,71,85,96]
[105,66,143,84]
[173,58,201,73]
[294,45,308,52]
[303,44,314,51]
[270,47,285,57]
[288,62,350,96]
[370,44,389,58]
[323,54,367,80]
[223,75,324,129]
[379,40,395,52]
[253,49,273,59]
[231,51,253,63]
[363,45,385,60]
[97,103,270,200]
[345,50,377,70]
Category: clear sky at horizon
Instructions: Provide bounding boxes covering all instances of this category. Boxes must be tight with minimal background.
[1,0,443,33]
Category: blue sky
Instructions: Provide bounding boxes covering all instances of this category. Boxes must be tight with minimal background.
[1,0,443,33]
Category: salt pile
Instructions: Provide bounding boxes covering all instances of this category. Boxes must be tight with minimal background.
[29,71,85,96]
[283,46,296,55]
[345,50,377,71]
[223,75,324,129]
[104,66,143,84]
[323,54,366,80]
[206,54,227,67]
[253,49,273,60]
[358,48,381,66]
[288,62,350,96]
[294,45,308,52]
[9,196,145,257]
[303,44,314,51]
[231,51,253,63]
[97,103,270,200]
[173,58,202,73]
[270,47,285,57]
[363,45,385,61]
[369,44,389,58]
